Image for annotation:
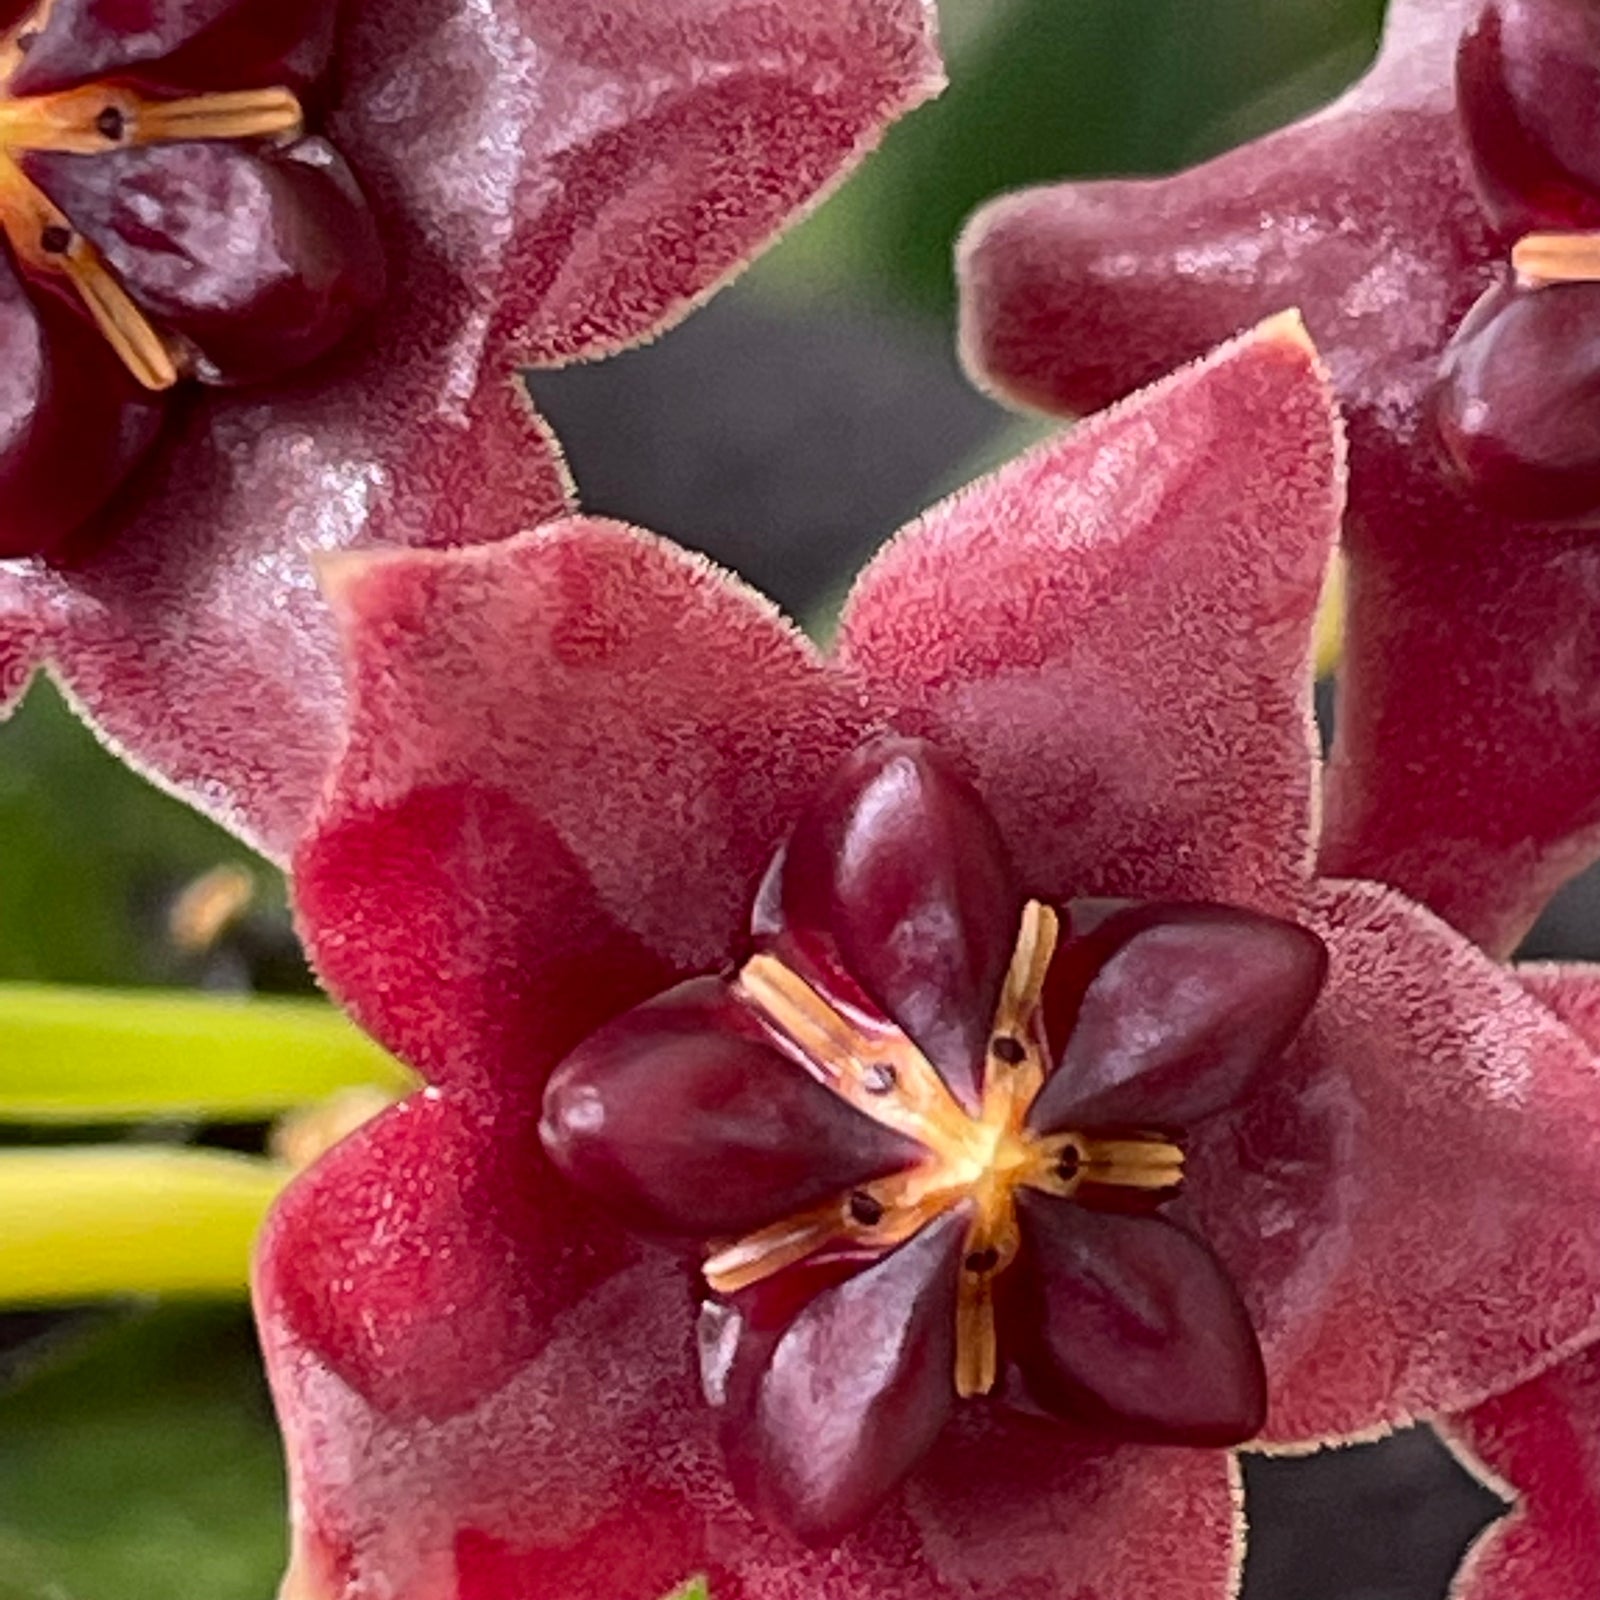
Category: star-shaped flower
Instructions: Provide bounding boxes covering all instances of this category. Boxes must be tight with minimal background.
[0,0,942,860]
[957,0,1600,959]
[255,320,1600,1599]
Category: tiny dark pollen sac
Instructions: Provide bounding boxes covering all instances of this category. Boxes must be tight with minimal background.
[16,29,35,51]
[990,1034,1027,1066]
[95,106,127,142]
[1056,1147,1082,1181]
[964,1247,1001,1275]
[848,1191,885,1227]
[863,1063,897,1095]
[39,225,72,255]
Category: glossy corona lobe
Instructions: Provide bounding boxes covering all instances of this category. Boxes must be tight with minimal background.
[539,735,1313,1541]
[259,325,1600,1599]
[0,0,385,557]
[1433,277,1600,521]
[1456,0,1600,235]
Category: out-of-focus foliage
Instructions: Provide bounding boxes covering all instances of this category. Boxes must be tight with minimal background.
[0,681,270,986]
[759,0,1386,313]
[0,1308,284,1600]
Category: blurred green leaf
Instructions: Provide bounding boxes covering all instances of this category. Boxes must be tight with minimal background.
[754,0,1387,315]
[0,1148,285,1306]
[0,680,273,985]
[0,984,410,1123]
[0,1306,285,1600]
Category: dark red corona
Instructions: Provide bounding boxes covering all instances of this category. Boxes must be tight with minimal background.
[541,738,1328,1542]
[0,0,383,557]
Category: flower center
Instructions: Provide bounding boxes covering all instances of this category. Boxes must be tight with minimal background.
[0,0,302,389]
[712,899,1184,1398]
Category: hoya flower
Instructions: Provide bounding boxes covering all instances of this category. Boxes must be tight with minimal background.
[958,0,1600,959]
[257,321,1600,1599]
[0,0,942,859]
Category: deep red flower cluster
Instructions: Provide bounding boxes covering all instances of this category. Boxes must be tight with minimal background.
[9,3,1600,1597]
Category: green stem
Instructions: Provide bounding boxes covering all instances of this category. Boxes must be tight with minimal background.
[0,983,410,1122]
[0,1147,284,1303]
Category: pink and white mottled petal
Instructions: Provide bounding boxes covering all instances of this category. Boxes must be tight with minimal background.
[294,520,868,1099]
[836,319,1341,916]
[1187,879,1600,1444]
[0,570,45,713]
[1444,1349,1600,1600]
[260,1104,1244,1600]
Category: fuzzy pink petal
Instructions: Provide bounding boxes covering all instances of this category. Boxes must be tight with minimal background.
[1187,878,1600,1444]
[1444,1349,1600,1600]
[1519,963,1600,1046]
[957,0,1600,955]
[259,1094,1244,1600]
[294,519,868,1102]
[498,0,944,363]
[0,0,942,859]
[835,317,1341,917]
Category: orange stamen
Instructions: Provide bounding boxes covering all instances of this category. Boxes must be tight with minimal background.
[0,0,303,388]
[727,900,1183,1397]
[1513,232,1600,286]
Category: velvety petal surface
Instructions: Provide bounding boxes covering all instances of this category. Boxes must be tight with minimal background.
[541,976,921,1237]
[1186,878,1600,1443]
[756,736,1024,1110]
[260,1098,1246,1599]
[836,317,1341,917]
[294,520,869,1102]
[1445,1348,1600,1600]
[957,0,1600,955]
[1519,963,1600,1047]
[0,0,943,859]
[1031,902,1327,1134]
[1006,1192,1266,1446]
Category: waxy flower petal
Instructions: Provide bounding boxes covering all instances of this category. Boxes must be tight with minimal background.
[957,0,1600,956]
[297,519,871,1096]
[0,0,944,860]
[263,1099,1246,1599]
[1447,1351,1600,1600]
[261,323,1600,1595]
[1189,881,1600,1443]
[836,312,1340,918]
